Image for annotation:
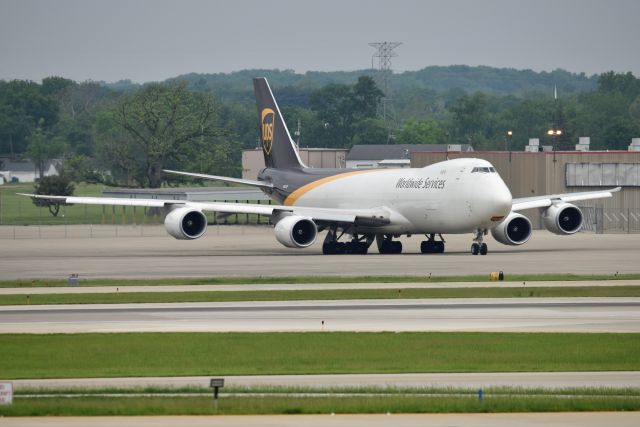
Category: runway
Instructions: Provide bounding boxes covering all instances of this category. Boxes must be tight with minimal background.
[2,298,639,333]
[1,226,639,280]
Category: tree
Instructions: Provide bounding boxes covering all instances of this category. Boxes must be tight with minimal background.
[26,119,65,178]
[41,76,75,97]
[449,92,488,146]
[309,76,383,147]
[0,80,59,155]
[351,118,388,145]
[396,120,446,145]
[351,76,384,119]
[113,82,220,188]
[32,175,75,217]
[598,71,640,98]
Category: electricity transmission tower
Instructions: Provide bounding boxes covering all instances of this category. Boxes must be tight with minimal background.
[369,41,402,142]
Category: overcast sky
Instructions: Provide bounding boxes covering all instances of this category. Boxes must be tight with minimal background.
[1,0,639,83]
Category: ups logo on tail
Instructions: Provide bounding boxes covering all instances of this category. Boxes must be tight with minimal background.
[261,108,275,155]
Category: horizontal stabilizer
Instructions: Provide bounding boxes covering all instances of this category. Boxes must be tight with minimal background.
[163,169,273,188]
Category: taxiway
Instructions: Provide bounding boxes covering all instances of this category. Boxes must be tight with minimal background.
[1,298,638,333]
[0,226,638,280]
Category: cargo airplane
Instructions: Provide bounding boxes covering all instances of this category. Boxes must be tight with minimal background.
[23,78,620,255]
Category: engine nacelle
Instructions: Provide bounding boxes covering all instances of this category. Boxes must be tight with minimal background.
[274,215,317,248]
[164,207,207,240]
[491,212,533,246]
[542,202,583,235]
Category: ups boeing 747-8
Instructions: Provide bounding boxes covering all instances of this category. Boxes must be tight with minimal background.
[23,78,620,255]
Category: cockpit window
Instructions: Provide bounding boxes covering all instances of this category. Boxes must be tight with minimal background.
[471,166,495,173]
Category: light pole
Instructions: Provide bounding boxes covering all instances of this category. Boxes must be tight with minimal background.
[547,128,562,151]
[504,130,513,151]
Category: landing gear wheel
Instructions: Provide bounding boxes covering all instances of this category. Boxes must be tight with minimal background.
[377,235,402,254]
[421,234,446,254]
[323,231,372,255]
[471,229,487,256]
[322,243,335,255]
[471,243,480,255]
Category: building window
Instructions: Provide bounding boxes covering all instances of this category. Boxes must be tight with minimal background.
[566,163,640,187]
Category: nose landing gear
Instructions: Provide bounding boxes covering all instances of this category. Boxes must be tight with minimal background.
[471,228,488,255]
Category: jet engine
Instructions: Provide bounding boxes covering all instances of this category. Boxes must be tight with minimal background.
[542,202,583,235]
[491,212,532,245]
[164,207,207,240]
[274,215,317,248]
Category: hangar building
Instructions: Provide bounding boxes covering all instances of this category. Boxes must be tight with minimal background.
[412,149,640,232]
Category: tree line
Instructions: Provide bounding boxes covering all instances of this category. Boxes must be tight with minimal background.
[1,67,639,189]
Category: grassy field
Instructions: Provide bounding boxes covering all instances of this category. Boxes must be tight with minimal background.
[3,392,639,416]
[0,182,266,225]
[3,285,640,305]
[1,332,639,379]
[0,182,161,225]
[2,273,639,288]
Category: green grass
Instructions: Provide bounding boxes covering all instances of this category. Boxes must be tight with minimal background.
[2,273,639,288]
[0,182,164,225]
[2,393,639,416]
[1,332,638,379]
[4,285,640,305]
[0,182,267,225]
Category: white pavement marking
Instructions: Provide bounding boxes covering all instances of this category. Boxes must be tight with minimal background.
[1,280,638,295]
[1,298,639,333]
[12,371,640,390]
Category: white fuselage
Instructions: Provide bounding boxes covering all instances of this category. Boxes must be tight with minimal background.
[289,158,513,234]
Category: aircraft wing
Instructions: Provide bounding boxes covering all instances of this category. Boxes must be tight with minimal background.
[511,187,621,211]
[18,194,391,226]
[163,169,274,189]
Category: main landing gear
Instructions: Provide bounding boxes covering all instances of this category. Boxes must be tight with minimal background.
[322,228,373,255]
[471,228,488,255]
[376,234,403,254]
[420,234,445,254]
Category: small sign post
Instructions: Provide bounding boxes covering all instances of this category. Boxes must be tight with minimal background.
[0,382,13,405]
[210,378,224,412]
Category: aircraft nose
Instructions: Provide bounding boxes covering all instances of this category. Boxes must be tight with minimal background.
[493,184,513,215]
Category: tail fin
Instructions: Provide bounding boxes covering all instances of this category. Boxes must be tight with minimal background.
[253,77,305,169]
